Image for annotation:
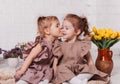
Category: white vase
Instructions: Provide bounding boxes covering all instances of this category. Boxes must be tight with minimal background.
[7,58,19,68]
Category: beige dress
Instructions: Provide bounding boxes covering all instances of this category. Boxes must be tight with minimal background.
[52,38,108,84]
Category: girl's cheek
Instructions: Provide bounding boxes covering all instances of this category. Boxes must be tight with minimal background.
[59,32,64,37]
[60,30,65,34]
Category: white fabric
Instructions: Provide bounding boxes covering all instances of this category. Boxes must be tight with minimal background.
[38,79,49,84]
[69,73,93,84]
[77,73,93,80]
[69,76,82,84]
[62,82,70,84]
[16,80,28,84]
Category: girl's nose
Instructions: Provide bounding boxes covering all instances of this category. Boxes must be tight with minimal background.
[60,27,64,31]
[61,29,66,34]
[60,29,64,33]
[58,26,62,31]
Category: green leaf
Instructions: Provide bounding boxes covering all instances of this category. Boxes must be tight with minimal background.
[91,38,120,49]
[92,39,102,48]
[106,39,119,48]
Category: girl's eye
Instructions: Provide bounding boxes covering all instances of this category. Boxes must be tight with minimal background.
[66,27,69,30]
[57,25,59,27]
[56,24,60,28]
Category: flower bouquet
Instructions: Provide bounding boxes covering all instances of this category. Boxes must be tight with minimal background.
[91,26,120,49]
[15,42,27,51]
[0,47,22,59]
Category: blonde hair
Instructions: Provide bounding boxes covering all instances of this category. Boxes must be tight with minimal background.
[37,16,59,37]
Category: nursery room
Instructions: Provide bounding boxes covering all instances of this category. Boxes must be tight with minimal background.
[0,0,120,84]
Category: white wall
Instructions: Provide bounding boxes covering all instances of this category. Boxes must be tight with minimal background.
[0,0,120,51]
[0,0,96,50]
[96,0,120,30]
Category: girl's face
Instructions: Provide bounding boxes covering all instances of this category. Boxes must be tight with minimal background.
[49,20,62,38]
[61,20,80,42]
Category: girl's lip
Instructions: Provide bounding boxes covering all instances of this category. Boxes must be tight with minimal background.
[62,33,66,35]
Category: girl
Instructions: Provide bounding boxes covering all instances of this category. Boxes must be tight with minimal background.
[52,14,109,84]
[15,16,62,84]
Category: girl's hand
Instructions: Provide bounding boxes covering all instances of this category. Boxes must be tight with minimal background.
[53,66,57,76]
[15,69,24,77]
[53,58,58,76]
[14,69,24,81]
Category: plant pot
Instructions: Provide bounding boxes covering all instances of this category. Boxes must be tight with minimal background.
[7,58,19,68]
[95,48,113,76]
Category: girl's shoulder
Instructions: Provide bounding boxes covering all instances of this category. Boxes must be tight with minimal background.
[35,36,43,43]
[75,36,91,49]
[23,36,47,54]
[35,36,50,47]
[76,37,91,45]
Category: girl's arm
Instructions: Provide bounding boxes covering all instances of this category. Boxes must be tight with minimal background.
[86,53,94,66]
[52,40,62,75]
[16,43,42,75]
[53,57,58,76]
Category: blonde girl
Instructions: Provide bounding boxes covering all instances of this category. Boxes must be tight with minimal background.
[15,16,61,84]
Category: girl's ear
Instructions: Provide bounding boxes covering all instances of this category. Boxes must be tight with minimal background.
[76,29,81,35]
[44,28,50,35]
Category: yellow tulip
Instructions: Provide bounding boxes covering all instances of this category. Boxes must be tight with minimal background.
[97,29,101,35]
[93,35,97,40]
[94,35,100,40]
[111,34,115,39]
[99,30,105,37]
[101,29,106,34]
[97,35,102,40]
[106,28,113,35]
[93,35,102,40]
[104,33,110,39]
[92,26,97,33]
[117,32,120,37]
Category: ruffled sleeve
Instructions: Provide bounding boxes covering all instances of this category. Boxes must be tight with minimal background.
[22,36,44,59]
[78,36,91,57]
[33,46,50,63]
[52,40,63,59]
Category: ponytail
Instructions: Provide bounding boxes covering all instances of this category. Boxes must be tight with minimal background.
[81,17,90,36]
[37,16,46,37]
[37,16,46,25]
